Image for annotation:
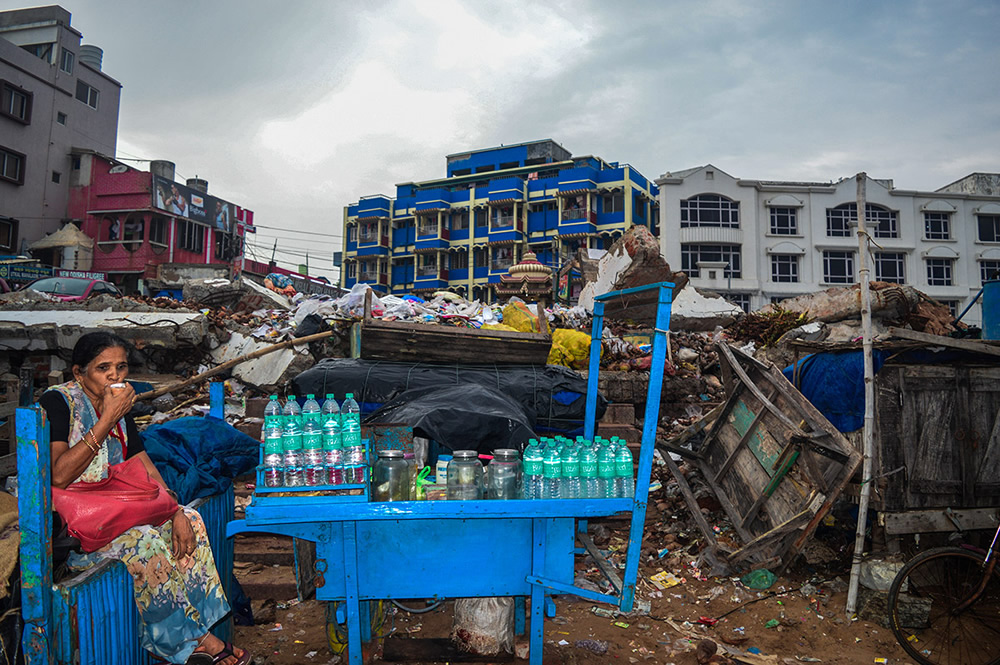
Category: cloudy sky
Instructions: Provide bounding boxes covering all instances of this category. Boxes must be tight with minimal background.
[62,0,1000,283]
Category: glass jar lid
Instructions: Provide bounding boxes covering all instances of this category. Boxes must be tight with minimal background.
[378,449,405,458]
[452,450,479,460]
[492,449,519,460]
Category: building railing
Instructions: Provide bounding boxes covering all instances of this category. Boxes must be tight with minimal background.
[491,215,515,230]
[416,264,438,277]
[561,208,595,222]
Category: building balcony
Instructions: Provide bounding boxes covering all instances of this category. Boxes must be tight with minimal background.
[487,177,524,203]
[358,271,389,285]
[414,187,451,212]
[561,209,596,223]
[491,215,515,231]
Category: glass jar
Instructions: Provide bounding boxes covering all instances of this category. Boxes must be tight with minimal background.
[372,449,410,502]
[446,450,484,500]
[486,449,523,500]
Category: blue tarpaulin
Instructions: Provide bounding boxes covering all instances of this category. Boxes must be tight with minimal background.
[143,416,259,504]
[782,350,891,433]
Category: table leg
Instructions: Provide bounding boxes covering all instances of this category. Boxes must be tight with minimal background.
[342,522,363,665]
[515,596,526,636]
[529,519,546,665]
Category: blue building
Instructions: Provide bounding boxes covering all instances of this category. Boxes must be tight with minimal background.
[342,139,658,301]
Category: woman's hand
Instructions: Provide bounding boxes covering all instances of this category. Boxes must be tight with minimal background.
[171,510,196,560]
[101,382,135,423]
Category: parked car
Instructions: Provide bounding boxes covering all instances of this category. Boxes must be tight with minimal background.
[24,277,122,301]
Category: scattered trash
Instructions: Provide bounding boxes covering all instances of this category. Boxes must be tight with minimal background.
[557,639,570,646]
[613,621,631,629]
[697,616,719,627]
[740,569,777,590]
[658,547,671,559]
[591,606,618,619]
[268,623,283,632]
[795,658,823,663]
[765,619,780,629]
[747,646,762,654]
[575,639,609,654]
[650,571,685,589]
[304,651,317,659]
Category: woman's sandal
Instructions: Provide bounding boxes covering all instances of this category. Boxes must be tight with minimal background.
[209,642,251,665]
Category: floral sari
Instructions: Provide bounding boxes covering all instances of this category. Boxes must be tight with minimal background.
[48,382,231,664]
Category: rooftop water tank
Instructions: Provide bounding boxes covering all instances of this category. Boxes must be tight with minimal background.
[186,177,208,193]
[79,44,103,71]
[150,160,175,181]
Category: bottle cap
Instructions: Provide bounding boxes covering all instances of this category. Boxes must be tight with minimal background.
[307,394,315,399]
[326,393,334,399]
[270,395,278,400]
[346,392,354,398]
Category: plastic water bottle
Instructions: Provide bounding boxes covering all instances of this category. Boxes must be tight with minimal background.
[579,447,599,499]
[597,447,615,499]
[322,396,344,485]
[264,395,283,434]
[262,428,284,488]
[614,446,634,498]
[542,446,561,499]
[560,444,580,499]
[282,395,302,431]
[282,427,304,488]
[342,393,364,483]
[521,440,544,499]
[302,394,321,427]
[302,417,324,486]
[321,394,340,426]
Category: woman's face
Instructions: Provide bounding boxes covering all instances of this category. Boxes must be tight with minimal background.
[74,346,129,401]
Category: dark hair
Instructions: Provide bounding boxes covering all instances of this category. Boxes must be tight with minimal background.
[71,331,132,370]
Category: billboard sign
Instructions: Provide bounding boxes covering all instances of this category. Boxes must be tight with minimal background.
[0,263,53,282]
[152,175,244,233]
[56,269,107,280]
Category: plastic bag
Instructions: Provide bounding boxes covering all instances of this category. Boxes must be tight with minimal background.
[502,301,539,333]
[740,568,777,590]
[452,597,514,655]
[547,328,593,369]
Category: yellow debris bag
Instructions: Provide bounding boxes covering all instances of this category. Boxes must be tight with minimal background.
[502,302,540,333]
[547,328,594,369]
[481,323,519,333]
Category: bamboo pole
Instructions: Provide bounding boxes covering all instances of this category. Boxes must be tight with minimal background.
[846,173,875,615]
[136,329,336,401]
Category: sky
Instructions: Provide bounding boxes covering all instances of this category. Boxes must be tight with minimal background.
[59,0,1000,284]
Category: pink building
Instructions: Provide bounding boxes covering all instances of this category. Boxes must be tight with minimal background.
[66,153,253,292]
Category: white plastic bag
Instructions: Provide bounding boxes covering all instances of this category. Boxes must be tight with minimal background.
[451,597,514,655]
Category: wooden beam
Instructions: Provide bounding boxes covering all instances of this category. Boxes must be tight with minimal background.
[663,454,719,558]
[888,327,1000,357]
[882,507,1000,535]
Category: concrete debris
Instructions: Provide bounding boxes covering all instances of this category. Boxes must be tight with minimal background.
[578,225,687,313]
[763,282,921,324]
[0,309,208,351]
[670,286,743,331]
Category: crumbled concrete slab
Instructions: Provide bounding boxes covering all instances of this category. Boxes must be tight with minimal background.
[0,310,208,350]
[670,286,743,331]
[210,331,312,388]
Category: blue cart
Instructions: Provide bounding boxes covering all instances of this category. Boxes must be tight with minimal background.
[229,282,675,664]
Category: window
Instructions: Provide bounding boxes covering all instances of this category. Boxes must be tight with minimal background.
[214,230,240,261]
[75,80,99,109]
[60,48,75,74]
[347,226,357,243]
[417,217,437,236]
[680,244,741,278]
[450,251,468,270]
[492,246,513,270]
[978,215,1000,242]
[176,219,204,253]
[474,247,488,268]
[0,217,17,252]
[726,293,751,313]
[346,262,356,279]
[71,155,81,170]
[981,260,1000,284]
[0,146,26,185]
[924,212,951,240]
[149,216,167,245]
[770,254,799,283]
[827,203,897,238]
[451,210,469,231]
[122,214,144,252]
[874,252,905,283]
[823,250,855,284]
[602,191,624,213]
[633,194,645,219]
[475,208,488,228]
[492,206,515,230]
[1,81,32,124]
[680,194,739,228]
[21,43,53,62]
[360,221,377,242]
[769,207,797,235]
[51,171,61,184]
[57,112,67,125]
[926,258,953,286]
[938,300,959,317]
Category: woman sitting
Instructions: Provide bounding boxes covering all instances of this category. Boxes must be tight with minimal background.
[40,331,250,665]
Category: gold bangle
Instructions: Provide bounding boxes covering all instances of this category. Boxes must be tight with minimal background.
[82,435,98,454]
[84,430,100,454]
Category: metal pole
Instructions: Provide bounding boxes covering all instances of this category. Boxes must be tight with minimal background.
[846,173,875,615]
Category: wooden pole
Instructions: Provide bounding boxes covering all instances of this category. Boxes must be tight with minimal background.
[136,329,336,401]
[846,173,876,616]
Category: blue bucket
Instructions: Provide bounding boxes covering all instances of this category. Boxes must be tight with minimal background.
[984,280,1000,340]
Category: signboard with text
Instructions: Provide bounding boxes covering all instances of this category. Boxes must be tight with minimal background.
[55,269,107,280]
[0,264,53,282]
[152,175,250,233]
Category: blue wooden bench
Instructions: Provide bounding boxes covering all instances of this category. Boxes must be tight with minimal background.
[16,383,235,665]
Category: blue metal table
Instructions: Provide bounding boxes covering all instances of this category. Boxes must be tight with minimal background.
[229,282,675,664]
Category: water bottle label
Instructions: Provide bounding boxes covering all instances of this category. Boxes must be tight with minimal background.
[323,434,342,449]
[579,461,597,476]
[264,415,282,430]
[616,460,632,475]
[563,462,580,476]
[303,433,323,449]
[523,459,542,475]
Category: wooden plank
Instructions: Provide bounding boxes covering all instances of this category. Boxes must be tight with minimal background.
[882,507,1000,535]
[579,532,623,594]
[717,344,808,437]
[659,403,725,455]
[714,391,778,484]
[0,452,15,477]
[0,402,16,419]
[663,454,721,556]
[889,326,1000,357]
[698,458,757,547]
[727,508,814,565]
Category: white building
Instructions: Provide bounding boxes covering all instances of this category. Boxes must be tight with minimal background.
[655,165,1000,327]
[1,5,121,254]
